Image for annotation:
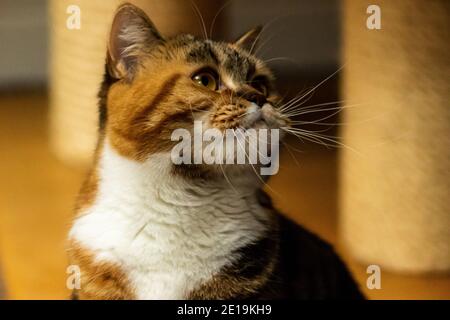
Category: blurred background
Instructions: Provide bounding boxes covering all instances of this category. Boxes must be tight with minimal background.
[0,0,448,299]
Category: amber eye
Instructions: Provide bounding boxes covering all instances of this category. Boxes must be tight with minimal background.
[250,76,269,96]
[192,71,218,90]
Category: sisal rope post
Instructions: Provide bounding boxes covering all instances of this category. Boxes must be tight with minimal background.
[340,0,450,273]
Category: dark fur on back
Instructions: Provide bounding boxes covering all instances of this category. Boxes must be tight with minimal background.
[253,191,364,299]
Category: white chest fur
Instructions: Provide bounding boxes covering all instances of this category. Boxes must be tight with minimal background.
[69,141,269,299]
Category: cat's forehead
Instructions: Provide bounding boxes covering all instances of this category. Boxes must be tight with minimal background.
[168,35,264,82]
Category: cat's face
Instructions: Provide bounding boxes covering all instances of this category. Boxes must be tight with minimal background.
[103,4,289,175]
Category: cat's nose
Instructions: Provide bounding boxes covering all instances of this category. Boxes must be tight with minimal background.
[238,90,267,107]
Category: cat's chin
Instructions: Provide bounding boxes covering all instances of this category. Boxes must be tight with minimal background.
[213,164,269,183]
[171,162,266,185]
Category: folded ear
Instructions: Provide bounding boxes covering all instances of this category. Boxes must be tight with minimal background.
[234,26,263,53]
[107,3,164,80]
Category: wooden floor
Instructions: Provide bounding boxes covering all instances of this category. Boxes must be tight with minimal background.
[0,92,448,299]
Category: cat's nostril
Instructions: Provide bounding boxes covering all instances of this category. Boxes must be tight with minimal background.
[246,93,266,107]
[236,89,266,107]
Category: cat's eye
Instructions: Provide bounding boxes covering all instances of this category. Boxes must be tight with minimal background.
[192,71,218,90]
[250,76,269,96]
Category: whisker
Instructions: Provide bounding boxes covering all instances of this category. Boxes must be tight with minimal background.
[278,66,345,113]
[209,0,233,39]
[280,99,345,114]
[280,140,302,168]
[249,14,290,54]
[278,87,318,112]
[219,163,238,194]
[284,129,330,148]
[264,56,300,65]
[189,0,208,40]
[232,130,279,195]
[285,126,332,134]
[283,103,363,117]
[254,33,277,56]
[281,127,362,155]
[281,139,305,153]
[288,106,349,126]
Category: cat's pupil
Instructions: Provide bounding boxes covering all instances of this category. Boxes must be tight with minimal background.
[192,71,218,90]
[201,76,209,86]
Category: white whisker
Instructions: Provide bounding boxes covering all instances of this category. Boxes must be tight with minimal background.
[190,1,208,40]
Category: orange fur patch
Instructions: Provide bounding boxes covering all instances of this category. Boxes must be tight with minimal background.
[68,240,135,300]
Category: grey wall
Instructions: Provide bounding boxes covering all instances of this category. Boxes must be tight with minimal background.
[227,0,340,76]
[0,0,47,88]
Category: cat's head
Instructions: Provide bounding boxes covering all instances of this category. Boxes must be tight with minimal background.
[101,3,289,177]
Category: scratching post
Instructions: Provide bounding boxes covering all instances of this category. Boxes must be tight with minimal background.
[49,0,224,165]
[340,0,450,272]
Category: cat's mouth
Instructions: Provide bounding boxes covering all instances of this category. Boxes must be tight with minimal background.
[240,103,287,130]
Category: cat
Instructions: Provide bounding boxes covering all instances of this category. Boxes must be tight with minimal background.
[67,3,364,300]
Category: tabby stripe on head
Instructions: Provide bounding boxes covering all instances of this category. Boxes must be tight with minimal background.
[131,73,183,129]
[112,107,197,143]
[98,64,118,132]
[186,42,219,65]
[109,73,183,142]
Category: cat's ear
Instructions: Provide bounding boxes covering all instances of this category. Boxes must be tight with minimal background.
[107,3,164,79]
[234,26,263,53]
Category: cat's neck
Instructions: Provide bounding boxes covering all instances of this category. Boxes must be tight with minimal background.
[97,140,260,210]
[80,140,270,229]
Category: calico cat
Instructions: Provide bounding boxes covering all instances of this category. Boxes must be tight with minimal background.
[67,3,364,300]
